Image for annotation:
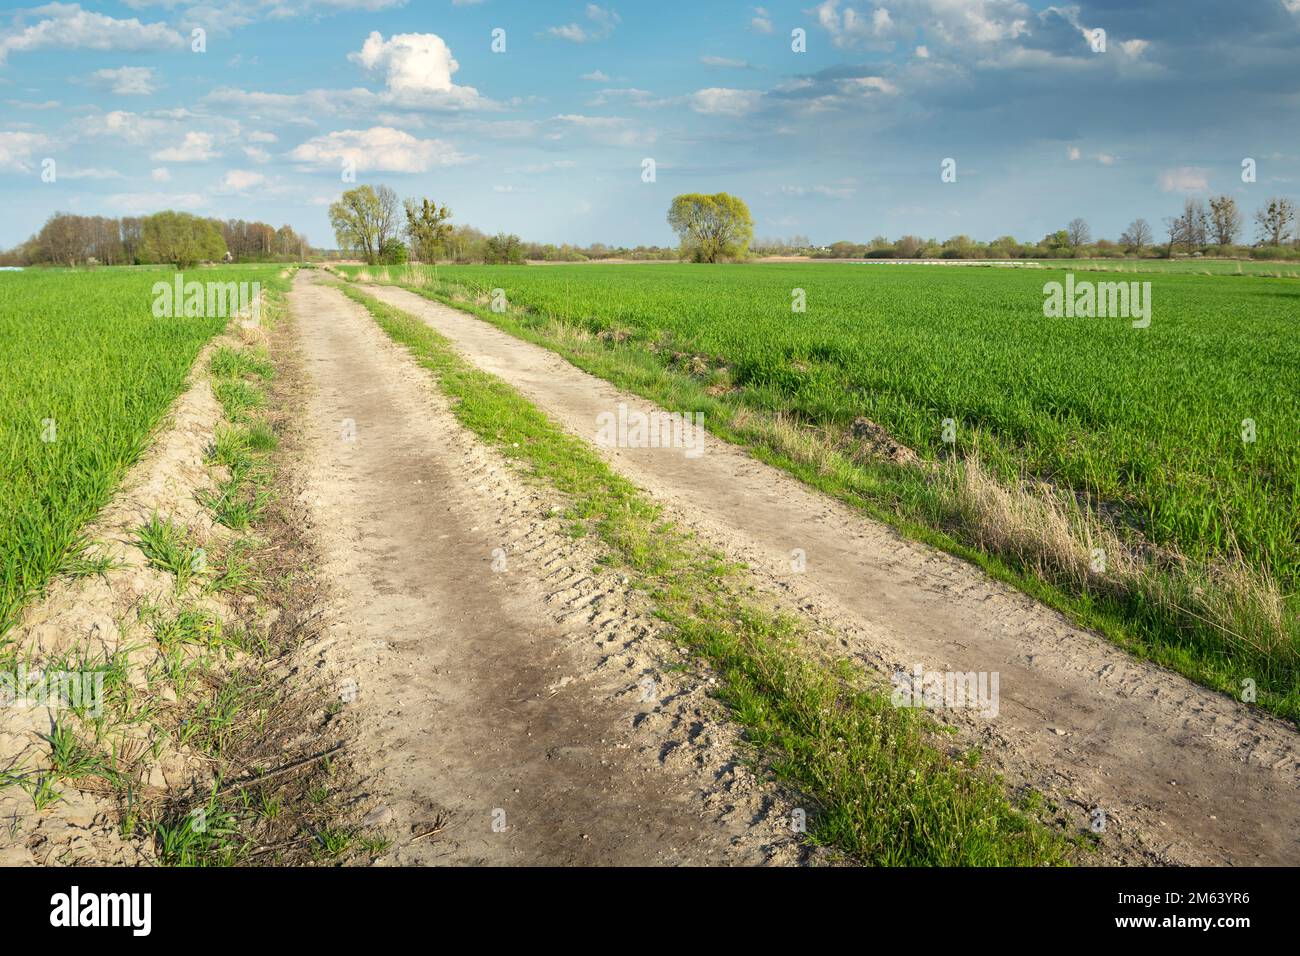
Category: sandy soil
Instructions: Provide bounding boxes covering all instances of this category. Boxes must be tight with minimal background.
[288,275,803,865]
[357,280,1300,867]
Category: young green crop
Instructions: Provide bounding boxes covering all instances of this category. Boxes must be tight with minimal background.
[347,260,1300,716]
[360,262,1298,588]
[0,266,284,641]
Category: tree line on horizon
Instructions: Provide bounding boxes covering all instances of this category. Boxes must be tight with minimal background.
[773,195,1300,262]
[0,211,312,269]
[5,190,1297,269]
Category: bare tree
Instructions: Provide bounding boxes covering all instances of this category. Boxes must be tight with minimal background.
[1119,218,1152,253]
[375,185,400,251]
[1254,197,1297,247]
[1207,196,1241,248]
[1066,217,1091,254]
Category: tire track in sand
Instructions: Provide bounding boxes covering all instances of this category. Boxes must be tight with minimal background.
[358,280,1300,867]
[289,274,800,865]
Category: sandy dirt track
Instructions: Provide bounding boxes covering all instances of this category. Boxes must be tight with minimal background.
[358,280,1300,867]
[289,275,800,865]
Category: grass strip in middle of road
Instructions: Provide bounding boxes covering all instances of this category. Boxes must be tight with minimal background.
[335,280,1074,866]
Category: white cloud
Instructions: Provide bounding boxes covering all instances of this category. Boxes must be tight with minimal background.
[152,131,218,162]
[243,145,271,163]
[226,30,492,111]
[809,0,1029,51]
[288,126,471,172]
[246,130,279,143]
[809,0,900,48]
[1158,166,1209,193]
[83,66,157,95]
[839,76,897,95]
[222,169,266,192]
[581,70,611,81]
[546,4,620,43]
[0,131,50,171]
[690,87,762,116]
[350,30,460,94]
[750,6,774,33]
[915,45,929,58]
[1067,146,1081,160]
[83,110,168,144]
[151,167,171,182]
[549,114,657,146]
[0,4,185,64]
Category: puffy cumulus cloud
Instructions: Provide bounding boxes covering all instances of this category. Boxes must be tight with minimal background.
[287,126,472,172]
[0,4,185,64]
[690,87,763,116]
[0,130,50,171]
[750,6,774,33]
[1158,166,1209,193]
[81,66,157,95]
[350,31,461,95]
[152,131,219,162]
[809,0,896,48]
[207,31,492,119]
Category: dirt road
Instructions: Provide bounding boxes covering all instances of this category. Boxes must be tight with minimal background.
[288,275,798,865]
[357,280,1300,867]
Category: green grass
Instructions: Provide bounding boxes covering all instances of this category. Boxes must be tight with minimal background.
[0,266,285,642]
[337,280,1073,866]
[345,262,1300,720]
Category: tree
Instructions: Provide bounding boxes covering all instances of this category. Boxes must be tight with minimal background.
[404,198,454,263]
[329,184,399,263]
[1163,199,1208,256]
[139,211,226,268]
[378,237,409,264]
[1119,218,1152,253]
[1207,196,1241,248]
[667,193,754,263]
[37,213,90,267]
[484,232,524,264]
[1254,197,1297,247]
[1066,217,1091,254]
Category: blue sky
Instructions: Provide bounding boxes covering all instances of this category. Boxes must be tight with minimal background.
[1,0,1298,249]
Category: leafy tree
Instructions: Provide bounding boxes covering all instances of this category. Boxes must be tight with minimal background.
[484,232,524,264]
[329,184,399,263]
[140,211,226,268]
[667,193,754,263]
[404,198,454,262]
[378,237,409,264]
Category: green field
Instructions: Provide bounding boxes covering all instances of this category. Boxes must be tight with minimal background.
[0,267,281,640]
[345,261,1300,717]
